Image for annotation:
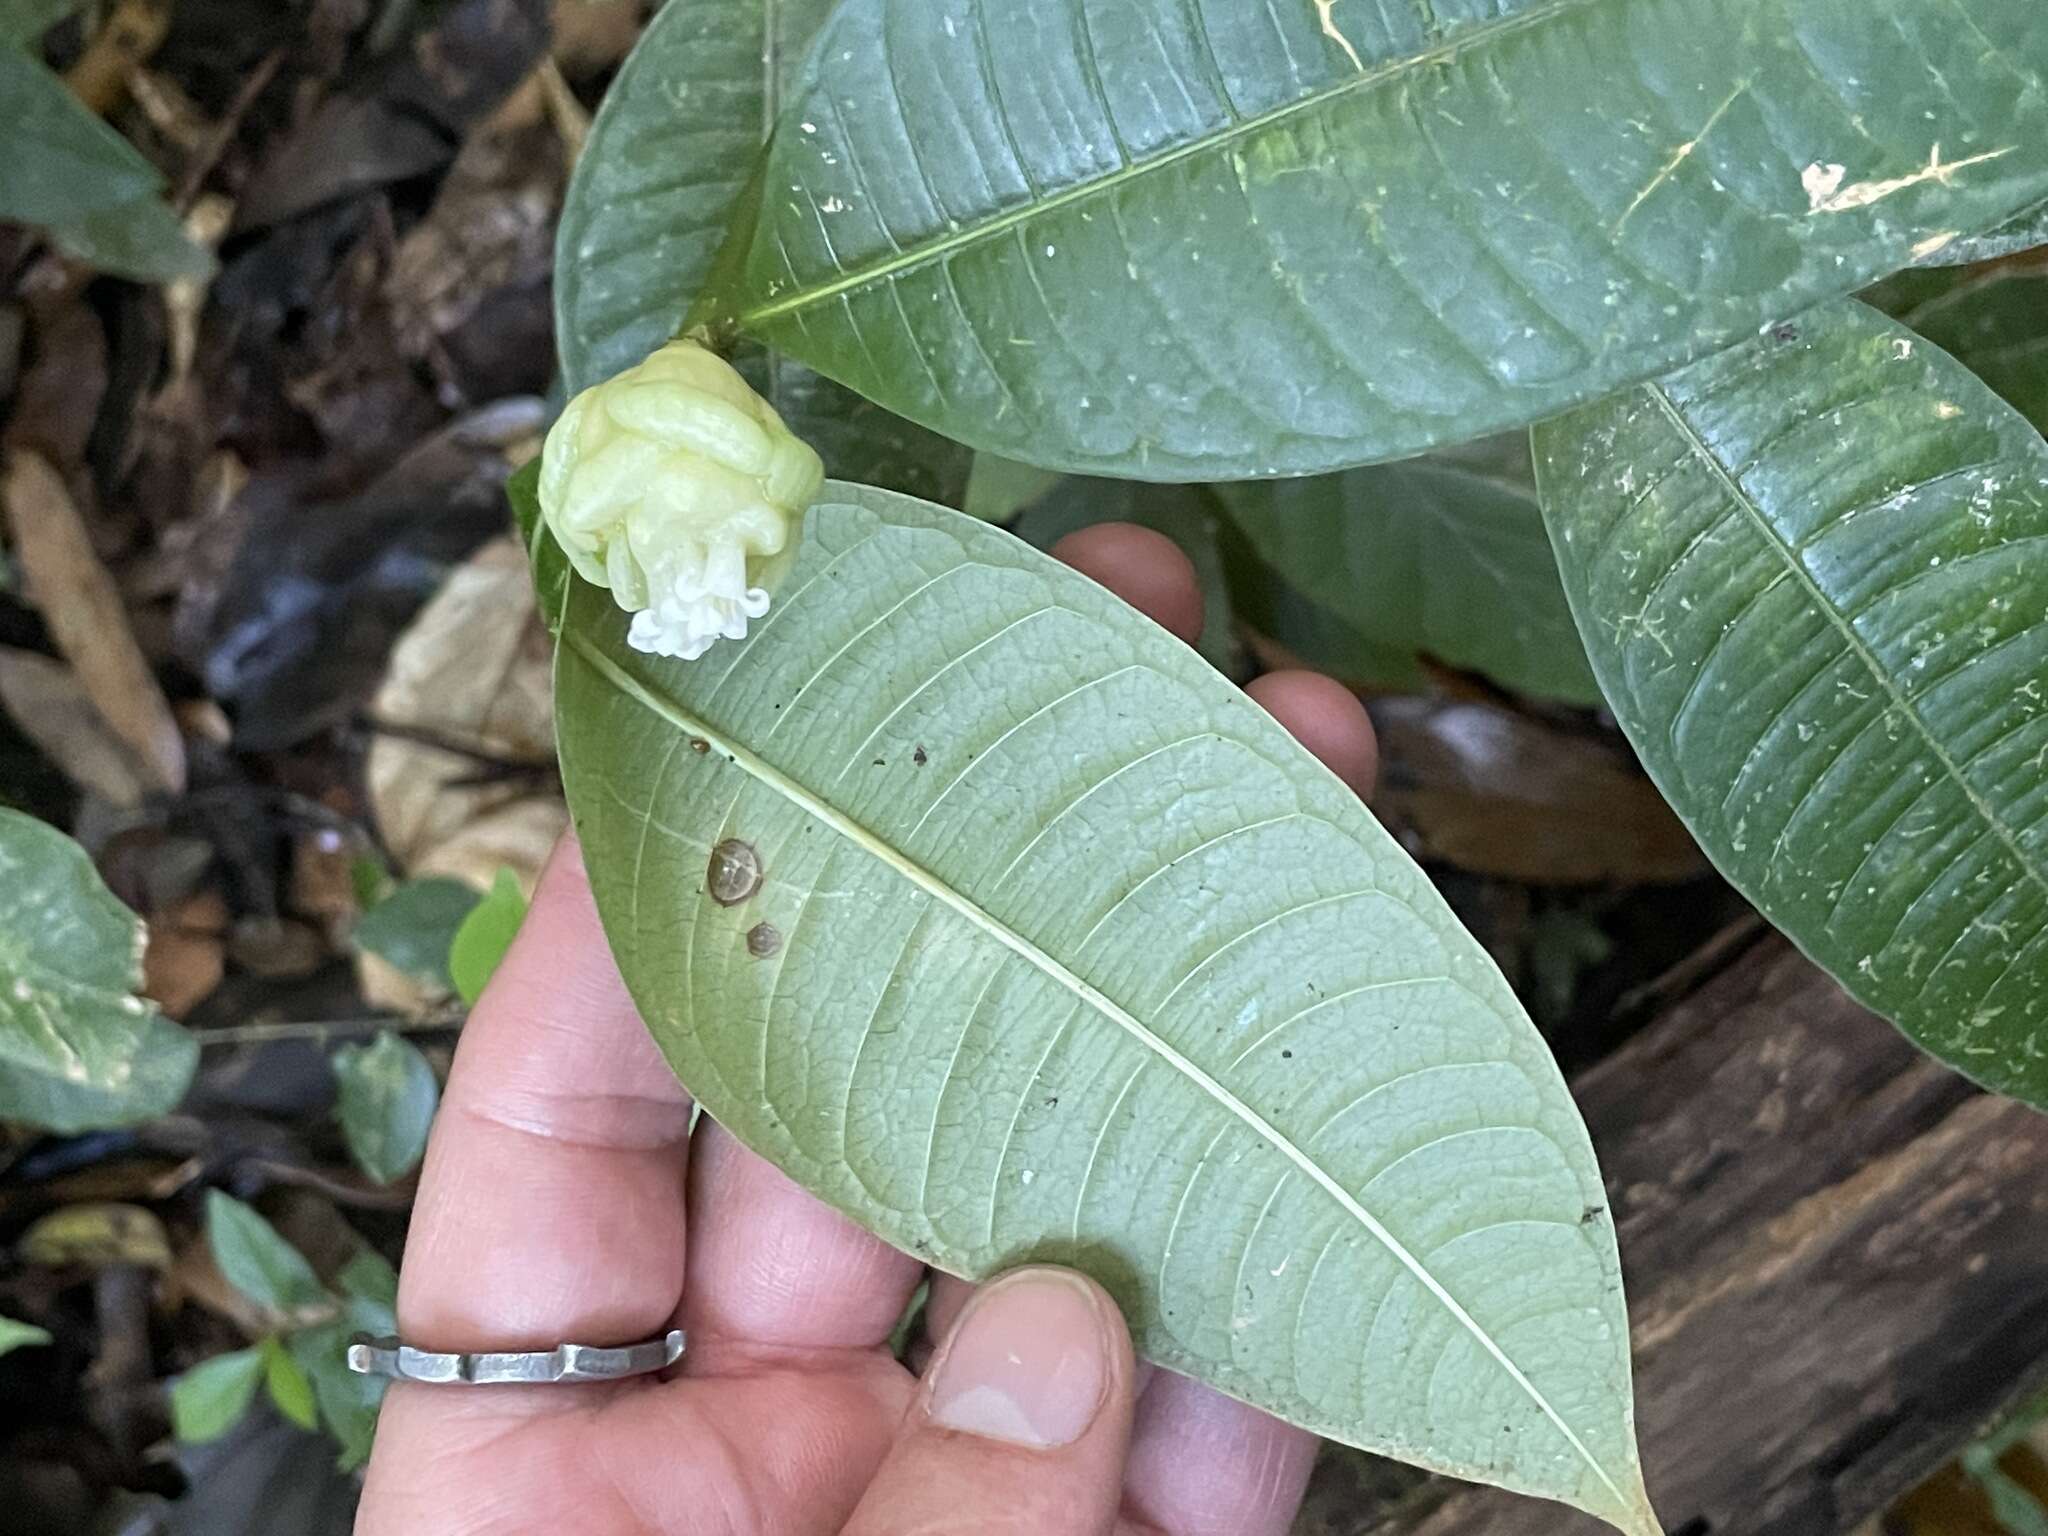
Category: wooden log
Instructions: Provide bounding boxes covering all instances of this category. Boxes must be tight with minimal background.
[1294,937,2048,1536]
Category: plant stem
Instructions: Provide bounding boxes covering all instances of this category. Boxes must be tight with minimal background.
[198,1012,464,1049]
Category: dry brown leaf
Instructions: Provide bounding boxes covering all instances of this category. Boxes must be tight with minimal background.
[290,829,363,947]
[1369,697,1705,886]
[62,0,171,115]
[142,888,228,1019]
[1888,1447,2048,1534]
[1,451,184,796]
[5,302,106,467]
[18,1203,173,1271]
[551,0,642,80]
[368,537,562,889]
[386,116,562,361]
[227,916,327,979]
[0,647,151,806]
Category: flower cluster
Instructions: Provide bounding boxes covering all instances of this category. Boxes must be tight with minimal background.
[538,341,823,659]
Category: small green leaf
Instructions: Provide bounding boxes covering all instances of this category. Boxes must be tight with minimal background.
[555,0,968,502]
[1214,444,1600,704]
[448,868,527,1005]
[712,0,2048,480]
[352,877,482,988]
[0,50,213,282]
[1976,1466,2048,1536]
[555,483,1656,1531]
[0,807,197,1132]
[332,1031,438,1184]
[169,1347,265,1444]
[337,1247,399,1322]
[260,1334,319,1431]
[349,857,390,913]
[206,1191,325,1317]
[1535,298,2048,1109]
[0,0,81,44]
[0,1315,51,1356]
[289,1322,384,1469]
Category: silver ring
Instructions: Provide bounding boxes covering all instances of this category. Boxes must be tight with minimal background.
[346,1329,684,1385]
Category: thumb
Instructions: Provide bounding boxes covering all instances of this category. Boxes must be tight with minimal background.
[840,1267,1138,1536]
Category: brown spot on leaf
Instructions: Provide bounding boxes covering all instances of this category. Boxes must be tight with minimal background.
[707,839,762,906]
[746,922,781,958]
[689,737,709,754]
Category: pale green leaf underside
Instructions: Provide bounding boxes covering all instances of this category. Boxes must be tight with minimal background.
[716,0,2048,480]
[1215,445,1600,703]
[553,485,1653,1530]
[0,808,196,1132]
[553,0,968,502]
[1535,299,2048,1108]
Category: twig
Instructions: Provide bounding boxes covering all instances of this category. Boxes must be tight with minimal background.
[357,713,556,774]
[199,1011,464,1049]
[243,1158,418,1212]
[173,48,284,210]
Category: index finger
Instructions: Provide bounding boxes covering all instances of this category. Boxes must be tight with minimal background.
[395,838,692,1355]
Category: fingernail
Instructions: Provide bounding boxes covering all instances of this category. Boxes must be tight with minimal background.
[927,1269,1109,1449]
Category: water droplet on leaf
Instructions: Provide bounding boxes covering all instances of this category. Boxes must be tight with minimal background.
[708,840,762,906]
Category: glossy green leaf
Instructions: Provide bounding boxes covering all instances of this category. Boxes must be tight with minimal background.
[554,0,968,503]
[260,1335,319,1432]
[0,49,213,282]
[1534,298,2048,1109]
[1915,196,2048,265]
[1214,443,1600,703]
[0,808,197,1132]
[0,1315,51,1356]
[708,0,2048,481]
[553,481,1655,1531]
[170,1347,265,1444]
[448,868,527,1004]
[206,1191,326,1318]
[351,876,481,989]
[332,1031,438,1184]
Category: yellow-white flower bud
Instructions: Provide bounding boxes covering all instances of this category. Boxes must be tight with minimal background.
[538,340,824,660]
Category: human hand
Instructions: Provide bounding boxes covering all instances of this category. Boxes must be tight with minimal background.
[356,524,1379,1535]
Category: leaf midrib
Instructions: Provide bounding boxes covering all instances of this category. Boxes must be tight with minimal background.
[563,621,1630,1509]
[1645,380,2048,908]
[732,0,1601,328]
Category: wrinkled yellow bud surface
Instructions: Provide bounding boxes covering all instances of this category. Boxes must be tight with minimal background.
[539,340,824,660]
